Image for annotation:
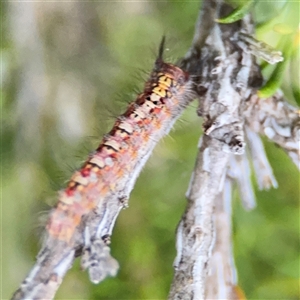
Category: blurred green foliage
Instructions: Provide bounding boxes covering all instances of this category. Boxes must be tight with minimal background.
[2,1,299,299]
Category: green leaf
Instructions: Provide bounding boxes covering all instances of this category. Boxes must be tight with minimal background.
[258,39,292,98]
[216,0,255,24]
[258,60,286,98]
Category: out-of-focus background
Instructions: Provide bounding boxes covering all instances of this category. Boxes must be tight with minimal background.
[2,1,299,299]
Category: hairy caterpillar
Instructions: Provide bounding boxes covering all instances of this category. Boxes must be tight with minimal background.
[46,37,194,244]
[11,38,194,300]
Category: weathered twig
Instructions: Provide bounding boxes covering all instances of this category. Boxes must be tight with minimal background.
[169,136,229,300]
[245,90,300,170]
[169,0,257,298]
[229,153,257,210]
[169,0,294,299]
[205,178,246,299]
[245,127,278,190]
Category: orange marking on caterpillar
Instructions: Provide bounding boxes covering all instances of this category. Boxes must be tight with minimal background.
[46,38,193,244]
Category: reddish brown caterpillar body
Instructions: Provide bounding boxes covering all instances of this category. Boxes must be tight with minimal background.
[46,38,193,243]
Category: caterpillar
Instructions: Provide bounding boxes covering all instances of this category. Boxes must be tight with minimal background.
[46,37,194,244]
[11,38,195,300]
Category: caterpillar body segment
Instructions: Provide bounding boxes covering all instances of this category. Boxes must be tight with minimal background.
[46,44,194,245]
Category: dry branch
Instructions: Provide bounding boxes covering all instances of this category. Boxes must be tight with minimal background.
[205,178,243,300]
[169,136,229,300]
[245,91,300,170]
[169,1,257,297]
[169,0,298,299]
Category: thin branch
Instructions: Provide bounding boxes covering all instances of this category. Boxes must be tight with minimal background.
[205,178,246,299]
[169,136,229,299]
[245,127,278,190]
[245,90,300,169]
[229,153,257,210]
[169,0,260,298]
